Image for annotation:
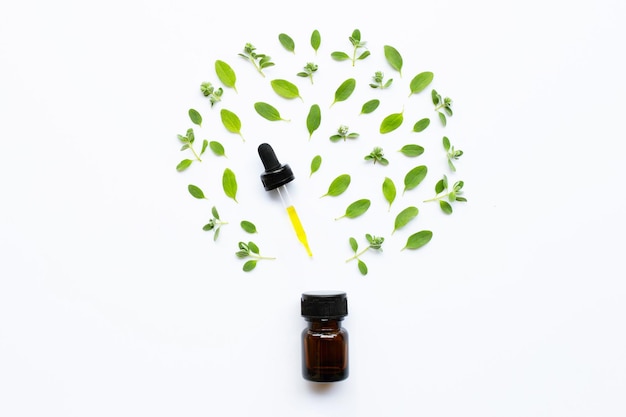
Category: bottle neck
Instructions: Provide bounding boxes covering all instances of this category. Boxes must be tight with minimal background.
[306,318,343,331]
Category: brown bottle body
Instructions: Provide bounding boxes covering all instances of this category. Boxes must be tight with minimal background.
[301,319,349,382]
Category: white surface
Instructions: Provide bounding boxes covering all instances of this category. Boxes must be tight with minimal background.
[1,1,625,416]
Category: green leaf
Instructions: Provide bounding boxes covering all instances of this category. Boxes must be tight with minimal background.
[409,72,434,96]
[176,159,192,172]
[188,184,206,200]
[413,118,430,132]
[222,168,238,202]
[331,78,356,107]
[360,99,380,114]
[211,206,220,219]
[278,33,295,53]
[220,108,244,141]
[382,177,396,210]
[215,60,237,92]
[254,102,287,121]
[443,136,451,151]
[188,108,202,126]
[393,206,419,234]
[438,111,447,126]
[209,141,226,157]
[270,79,302,100]
[349,237,358,253]
[243,260,257,272]
[331,51,350,61]
[241,220,257,234]
[311,29,321,53]
[402,230,433,250]
[403,165,428,194]
[247,241,260,254]
[336,199,371,220]
[440,200,453,214]
[384,45,403,75]
[322,174,351,197]
[310,155,322,177]
[399,144,424,157]
[358,259,368,275]
[306,104,321,139]
[380,110,404,134]
[200,140,208,155]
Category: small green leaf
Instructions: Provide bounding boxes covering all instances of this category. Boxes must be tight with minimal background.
[247,241,260,254]
[209,141,226,157]
[310,155,322,177]
[384,45,403,75]
[403,230,433,250]
[331,51,350,61]
[360,99,380,114]
[188,184,206,200]
[349,237,358,253]
[322,174,351,197]
[331,78,356,107]
[443,136,451,151]
[413,118,430,132]
[241,220,257,234]
[438,111,447,126]
[188,108,202,126]
[306,104,321,139]
[220,108,244,141]
[270,79,302,100]
[382,177,396,210]
[393,206,419,234]
[212,206,220,219]
[336,199,371,220]
[403,165,428,194]
[176,159,192,172]
[222,168,238,203]
[200,140,208,156]
[380,110,404,134]
[215,60,237,92]
[311,29,321,53]
[358,259,368,275]
[440,200,453,214]
[409,72,434,96]
[399,144,425,157]
[278,33,295,53]
[254,102,288,121]
[243,260,257,272]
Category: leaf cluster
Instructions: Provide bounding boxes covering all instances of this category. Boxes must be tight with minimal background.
[432,89,453,126]
[330,125,359,142]
[200,82,223,107]
[443,136,463,171]
[331,29,370,66]
[425,175,467,214]
[235,241,275,272]
[346,234,385,275]
[239,43,275,77]
[177,127,208,172]
[365,147,389,166]
[370,71,392,89]
[297,62,318,84]
[202,206,228,241]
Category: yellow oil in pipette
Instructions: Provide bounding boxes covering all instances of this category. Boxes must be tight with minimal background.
[258,142,313,257]
[286,205,313,257]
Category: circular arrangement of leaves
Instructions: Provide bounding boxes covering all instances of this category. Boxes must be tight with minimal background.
[175,29,467,274]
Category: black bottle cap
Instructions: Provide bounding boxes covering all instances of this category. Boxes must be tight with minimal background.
[301,291,348,320]
[258,143,295,191]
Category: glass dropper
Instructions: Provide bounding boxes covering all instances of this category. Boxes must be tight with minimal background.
[258,143,313,257]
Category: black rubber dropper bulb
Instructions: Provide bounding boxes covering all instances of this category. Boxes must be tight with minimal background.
[257,143,312,257]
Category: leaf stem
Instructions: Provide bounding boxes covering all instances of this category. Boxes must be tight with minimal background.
[423,193,450,203]
[345,247,370,262]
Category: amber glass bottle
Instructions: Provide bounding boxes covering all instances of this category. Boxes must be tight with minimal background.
[301,291,349,382]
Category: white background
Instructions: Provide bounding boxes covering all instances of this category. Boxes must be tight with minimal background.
[1,0,625,416]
